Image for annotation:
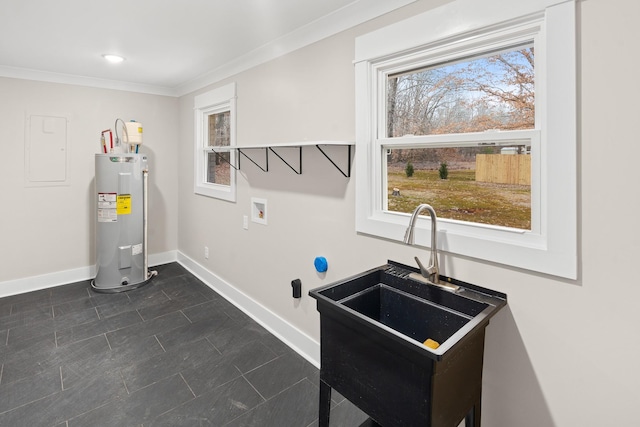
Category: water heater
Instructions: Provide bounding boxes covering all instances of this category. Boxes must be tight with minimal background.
[92,153,156,292]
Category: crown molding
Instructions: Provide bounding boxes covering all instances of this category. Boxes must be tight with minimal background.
[175,0,417,96]
[0,65,176,97]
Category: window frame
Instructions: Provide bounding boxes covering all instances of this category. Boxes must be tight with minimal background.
[194,82,237,202]
[355,0,577,279]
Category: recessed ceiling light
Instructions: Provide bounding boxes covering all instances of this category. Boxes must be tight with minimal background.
[102,54,125,64]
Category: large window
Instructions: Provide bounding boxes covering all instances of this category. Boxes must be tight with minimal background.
[194,83,236,201]
[386,45,535,230]
[355,0,577,278]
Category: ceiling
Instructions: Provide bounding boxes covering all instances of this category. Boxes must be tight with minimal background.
[0,0,415,96]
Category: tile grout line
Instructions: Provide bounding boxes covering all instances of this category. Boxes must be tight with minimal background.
[120,371,131,395]
[239,370,267,402]
[205,336,223,355]
[177,309,191,324]
[205,370,245,394]
[59,366,65,390]
[104,333,113,351]
[180,309,193,324]
[66,395,122,422]
[154,335,167,353]
[179,372,197,399]
[0,392,54,416]
[221,375,281,427]
[221,375,268,427]
[242,353,282,376]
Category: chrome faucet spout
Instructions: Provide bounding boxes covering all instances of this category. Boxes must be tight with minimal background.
[403,203,439,285]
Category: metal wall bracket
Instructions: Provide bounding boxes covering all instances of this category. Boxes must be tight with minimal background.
[238,147,268,172]
[269,146,302,175]
[316,144,352,178]
[210,148,239,170]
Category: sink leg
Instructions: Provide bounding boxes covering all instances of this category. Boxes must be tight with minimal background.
[319,379,332,427]
[465,399,481,427]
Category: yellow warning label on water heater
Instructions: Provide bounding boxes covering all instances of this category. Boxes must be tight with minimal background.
[117,194,131,215]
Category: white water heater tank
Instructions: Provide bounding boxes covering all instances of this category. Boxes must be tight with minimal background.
[93,153,155,292]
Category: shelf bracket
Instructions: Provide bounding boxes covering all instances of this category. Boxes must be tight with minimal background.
[269,146,302,175]
[316,144,352,178]
[238,148,268,172]
[209,148,238,170]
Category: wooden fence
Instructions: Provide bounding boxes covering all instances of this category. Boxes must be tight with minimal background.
[475,154,531,185]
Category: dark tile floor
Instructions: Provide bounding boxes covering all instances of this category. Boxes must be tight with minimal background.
[0,263,368,427]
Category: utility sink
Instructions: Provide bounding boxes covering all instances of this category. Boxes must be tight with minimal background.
[309,261,507,427]
[310,261,505,360]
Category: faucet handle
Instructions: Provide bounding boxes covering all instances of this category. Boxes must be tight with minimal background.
[414,256,428,277]
[414,256,439,284]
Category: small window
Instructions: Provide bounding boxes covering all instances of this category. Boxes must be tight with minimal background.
[194,83,236,201]
[206,110,231,186]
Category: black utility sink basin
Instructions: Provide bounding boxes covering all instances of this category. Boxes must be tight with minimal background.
[309,261,507,427]
[341,284,471,350]
[311,261,505,360]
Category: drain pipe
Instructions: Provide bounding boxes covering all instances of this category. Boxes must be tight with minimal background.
[143,168,157,280]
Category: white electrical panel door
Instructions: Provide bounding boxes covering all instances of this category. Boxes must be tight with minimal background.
[25,114,68,185]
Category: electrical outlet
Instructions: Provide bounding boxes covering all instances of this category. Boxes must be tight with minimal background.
[204,246,209,259]
[243,215,249,230]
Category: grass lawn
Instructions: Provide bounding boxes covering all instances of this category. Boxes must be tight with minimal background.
[388,169,531,230]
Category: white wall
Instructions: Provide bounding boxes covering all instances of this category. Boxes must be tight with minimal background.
[0,79,179,286]
[177,0,640,426]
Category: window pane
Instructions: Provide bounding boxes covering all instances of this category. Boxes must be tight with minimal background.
[387,145,531,230]
[207,152,231,185]
[206,110,231,185]
[208,111,231,147]
[387,46,534,137]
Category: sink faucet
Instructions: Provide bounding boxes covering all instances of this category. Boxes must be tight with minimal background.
[403,204,440,285]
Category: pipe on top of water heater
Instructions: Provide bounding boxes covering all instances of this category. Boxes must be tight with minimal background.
[111,118,143,154]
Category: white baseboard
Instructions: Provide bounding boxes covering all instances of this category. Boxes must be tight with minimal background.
[0,265,95,299]
[177,251,321,368]
[149,250,178,268]
[0,250,178,299]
